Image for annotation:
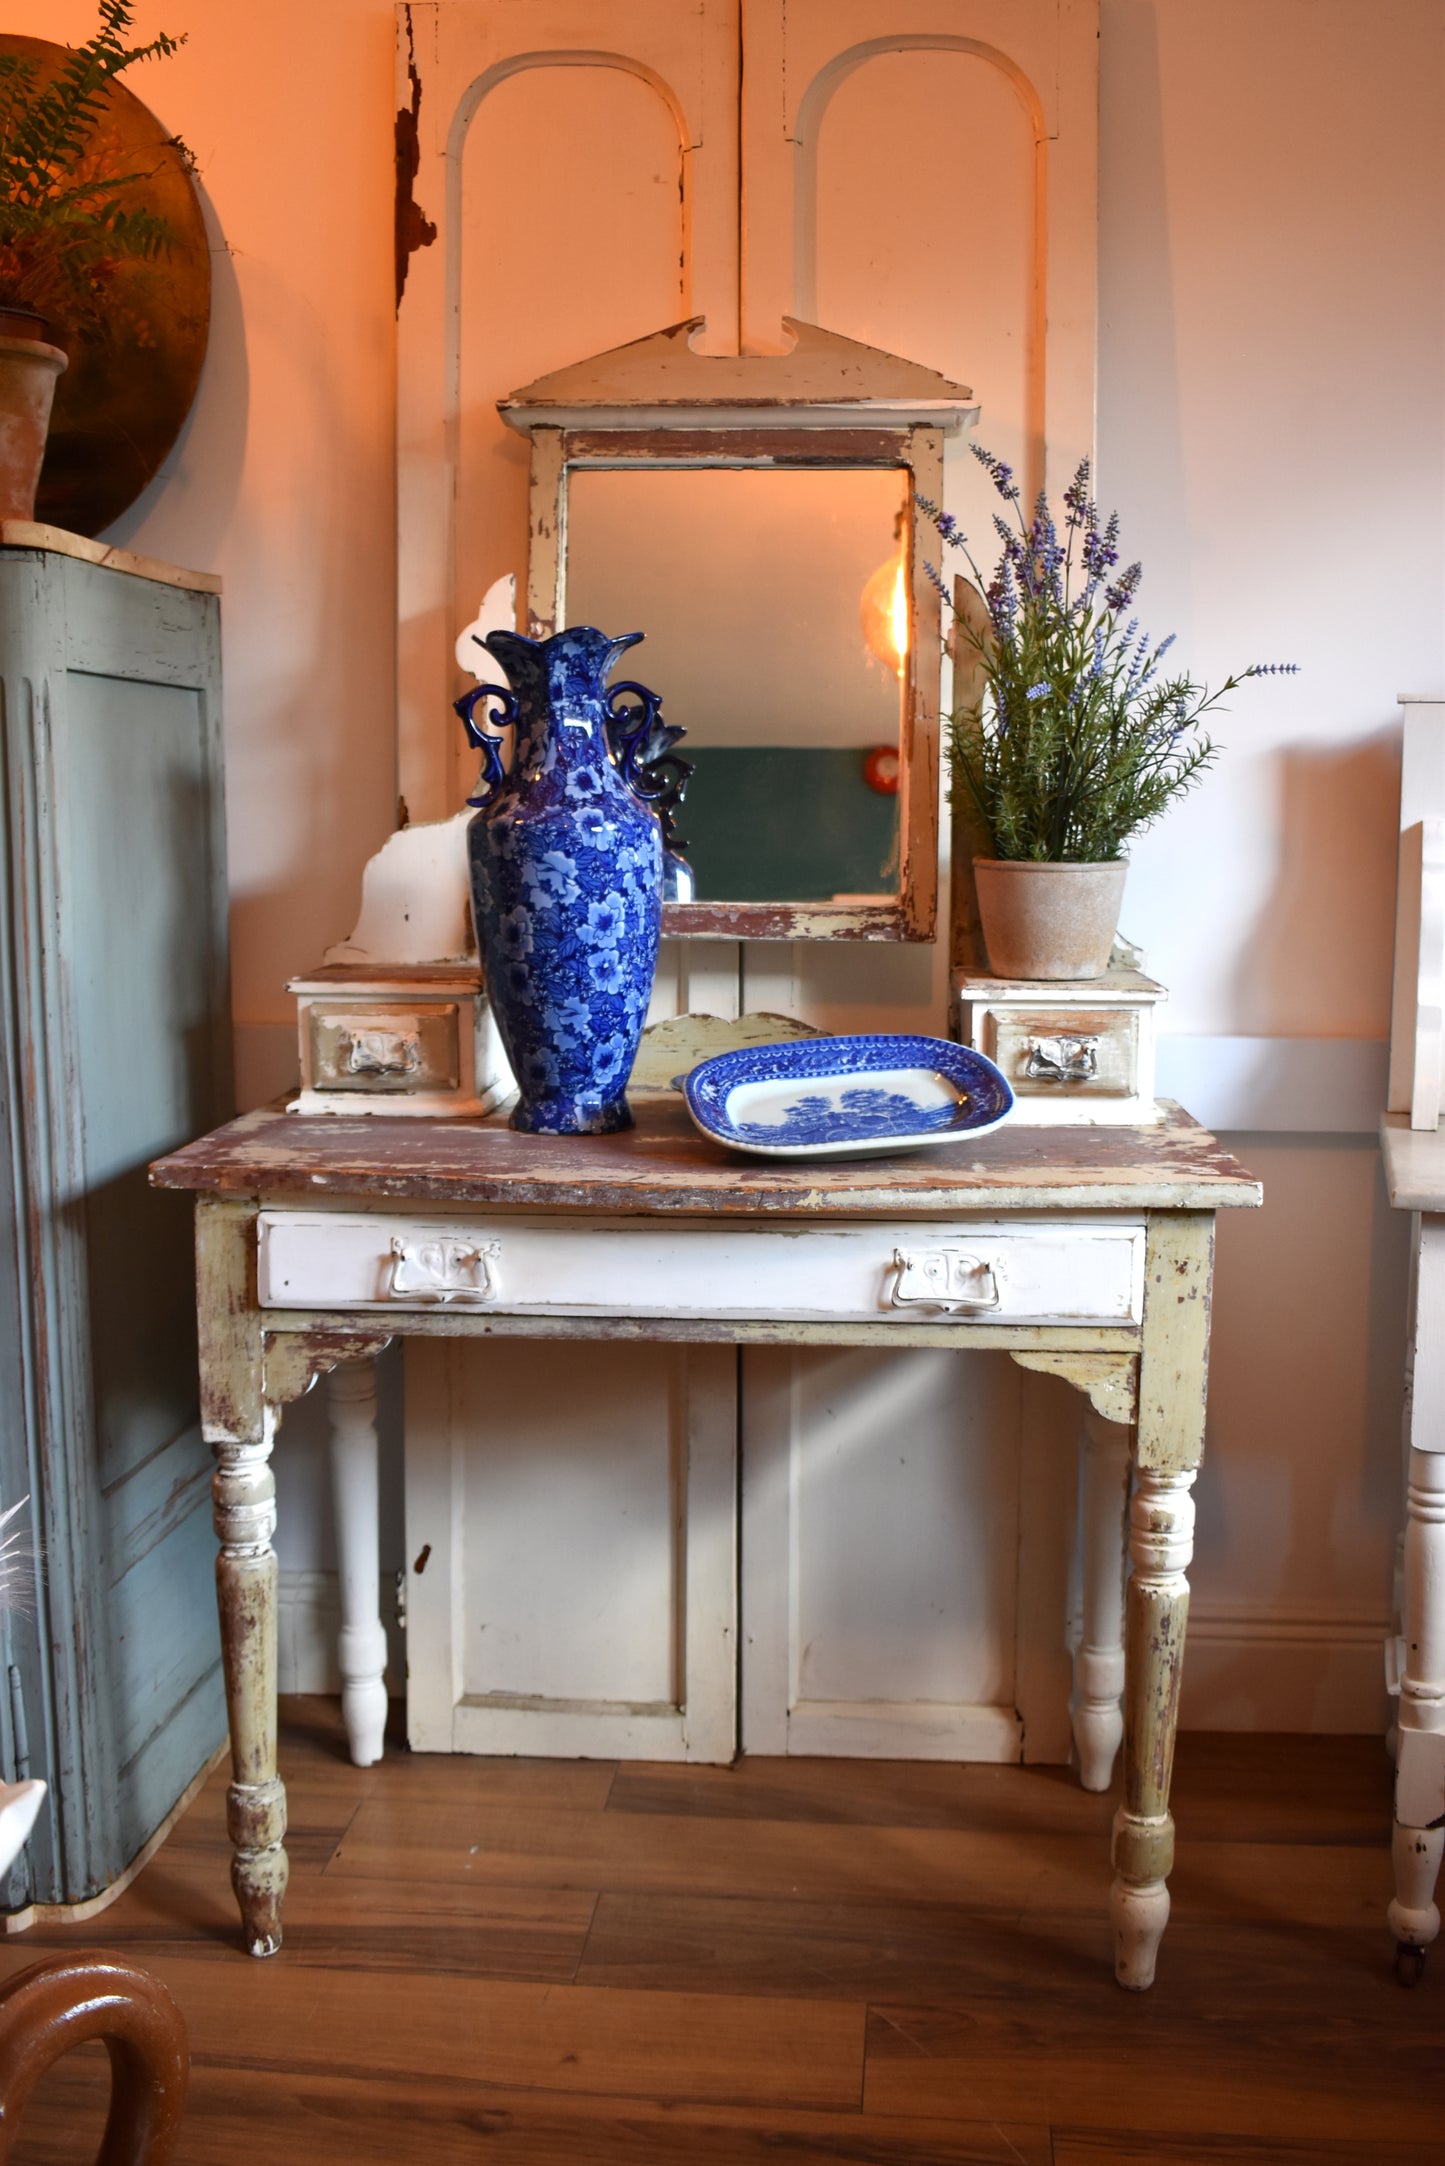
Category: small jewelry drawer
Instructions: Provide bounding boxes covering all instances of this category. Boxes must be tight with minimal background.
[256,1213,1146,1326]
[307,1003,460,1094]
[953,961,1164,1126]
[287,966,513,1118]
[982,1005,1139,1099]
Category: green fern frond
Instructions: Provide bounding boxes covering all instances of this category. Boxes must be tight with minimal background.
[0,0,191,334]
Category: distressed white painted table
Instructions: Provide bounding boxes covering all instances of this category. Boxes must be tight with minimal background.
[1380,1113,1445,1982]
[150,1097,1259,1988]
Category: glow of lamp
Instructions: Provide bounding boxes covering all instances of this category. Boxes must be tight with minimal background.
[890,559,908,670]
[860,550,910,681]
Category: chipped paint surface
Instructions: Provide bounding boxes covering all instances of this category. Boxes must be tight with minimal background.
[154,1097,1261,1217]
[1011,1349,1139,1425]
[394,5,437,312]
[265,1328,394,1413]
[173,1097,1250,1968]
[1135,1214,1217,1473]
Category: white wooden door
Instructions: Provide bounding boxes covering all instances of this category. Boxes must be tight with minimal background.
[406,1339,737,1760]
[398,0,1097,1763]
[397,0,741,825]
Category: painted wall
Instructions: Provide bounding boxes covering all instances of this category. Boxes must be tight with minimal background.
[12,0,403,1110]
[1095,0,1441,1724]
[1100,0,1444,1040]
[21,0,1442,1728]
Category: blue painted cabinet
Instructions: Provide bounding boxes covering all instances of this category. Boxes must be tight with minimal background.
[0,540,230,1910]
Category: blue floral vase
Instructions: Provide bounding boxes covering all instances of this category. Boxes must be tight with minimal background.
[457,625,666,1134]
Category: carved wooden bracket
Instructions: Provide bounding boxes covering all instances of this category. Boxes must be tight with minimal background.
[1010,1350,1138,1428]
[263,1331,394,1413]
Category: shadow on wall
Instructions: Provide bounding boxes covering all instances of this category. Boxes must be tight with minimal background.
[1098,0,1187,558]
[1232,729,1401,1039]
[104,181,249,570]
[1190,1132,1409,1731]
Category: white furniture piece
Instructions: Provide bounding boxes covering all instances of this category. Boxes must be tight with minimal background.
[952,958,1166,1126]
[1382,693,1445,1982]
[152,1091,1258,1990]
[396,2,1100,837]
[1380,1121,1445,1984]
[287,962,510,1120]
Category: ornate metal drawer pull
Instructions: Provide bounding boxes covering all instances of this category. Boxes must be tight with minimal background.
[342,1029,422,1079]
[387,1237,497,1304]
[1023,1034,1099,1083]
[890,1247,1001,1312]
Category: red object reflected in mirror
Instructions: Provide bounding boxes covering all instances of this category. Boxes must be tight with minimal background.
[863,744,900,795]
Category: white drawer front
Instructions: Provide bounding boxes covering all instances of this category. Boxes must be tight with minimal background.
[984,1004,1140,1099]
[257,1213,1145,1327]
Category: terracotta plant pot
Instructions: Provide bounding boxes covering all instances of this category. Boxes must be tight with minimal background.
[0,331,67,521]
[973,857,1128,981]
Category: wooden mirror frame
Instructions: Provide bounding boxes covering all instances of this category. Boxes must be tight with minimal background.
[500,319,977,943]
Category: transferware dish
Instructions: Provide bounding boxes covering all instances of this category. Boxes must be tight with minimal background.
[682,1032,1014,1160]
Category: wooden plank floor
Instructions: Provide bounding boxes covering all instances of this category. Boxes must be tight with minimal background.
[1,1701,1439,2164]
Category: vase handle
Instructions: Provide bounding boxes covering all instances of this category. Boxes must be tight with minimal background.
[455,684,517,807]
[606,680,675,803]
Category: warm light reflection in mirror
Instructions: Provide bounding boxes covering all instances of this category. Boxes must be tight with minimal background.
[564,465,908,904]
[860,550,909,681]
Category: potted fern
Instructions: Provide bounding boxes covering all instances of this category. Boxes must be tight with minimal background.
[929,447,1296,979]
[0,1,188,520]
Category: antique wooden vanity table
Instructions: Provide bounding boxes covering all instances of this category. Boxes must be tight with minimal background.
[153,216,1260,1993]
[150,1092,1258,1991]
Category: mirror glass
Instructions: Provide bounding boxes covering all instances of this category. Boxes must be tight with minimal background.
[564,466,910,903]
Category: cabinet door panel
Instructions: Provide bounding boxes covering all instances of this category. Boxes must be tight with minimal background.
[57,641,228,1881]
[405,1337,737,1761]
[742,1344,1036,1759]
[0,558,229,1903]
[60,674,219,1493]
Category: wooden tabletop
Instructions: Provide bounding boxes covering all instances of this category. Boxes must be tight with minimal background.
[1381,1111,1445,1210]
[150,1096,1261,1218]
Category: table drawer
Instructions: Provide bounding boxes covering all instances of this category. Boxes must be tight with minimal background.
[256,1213,1146,1326]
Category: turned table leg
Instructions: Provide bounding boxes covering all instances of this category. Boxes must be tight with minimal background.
[198,1198,289,1957]
[1111,1465,1195,1989]
[328,1357,389,1766]
[1389,1212,1445,1981]
[1111,1209,1214,1990]
[213,1433,288,1957]
[1390,1445,1445,1980]
[1073,1406,1130,1792]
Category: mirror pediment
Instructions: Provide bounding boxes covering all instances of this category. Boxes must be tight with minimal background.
[500,316,978,431]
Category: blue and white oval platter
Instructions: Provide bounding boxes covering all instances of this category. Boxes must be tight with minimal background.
[682,1033,1015,1161]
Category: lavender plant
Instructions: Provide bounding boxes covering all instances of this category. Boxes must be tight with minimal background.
[926,446,1296,863]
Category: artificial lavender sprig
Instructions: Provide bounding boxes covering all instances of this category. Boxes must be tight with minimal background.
[922,557,953,607]
[922,451,1298,860]
[1104,561,1142,614]
[970,442,1020,501]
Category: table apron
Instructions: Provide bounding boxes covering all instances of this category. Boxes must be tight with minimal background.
[255,1307,1142,1355]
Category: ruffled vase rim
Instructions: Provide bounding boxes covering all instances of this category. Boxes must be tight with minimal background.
[483,624,645,684]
